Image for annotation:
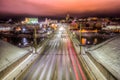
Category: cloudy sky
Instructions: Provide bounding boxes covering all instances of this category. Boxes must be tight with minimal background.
[0,0,120,17]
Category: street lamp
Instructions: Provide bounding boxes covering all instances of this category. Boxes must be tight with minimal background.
[80,23,82,54]
[33,26,37,53]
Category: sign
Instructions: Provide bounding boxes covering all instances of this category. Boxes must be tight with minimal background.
[25,18,38,24]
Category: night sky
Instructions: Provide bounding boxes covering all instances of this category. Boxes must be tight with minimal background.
[0,0,120,19]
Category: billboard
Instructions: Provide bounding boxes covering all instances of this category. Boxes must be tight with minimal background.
[25,18,38,24]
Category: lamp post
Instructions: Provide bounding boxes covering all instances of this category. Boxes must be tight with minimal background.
[80,23,82,54]
[34,26,37,53]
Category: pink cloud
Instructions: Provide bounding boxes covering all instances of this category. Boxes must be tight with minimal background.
[0,0,120,16]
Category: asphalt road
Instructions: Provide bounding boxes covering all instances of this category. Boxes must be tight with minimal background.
[22,26,86,80]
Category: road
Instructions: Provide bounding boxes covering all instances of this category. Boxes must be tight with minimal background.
[22,26,86,80]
